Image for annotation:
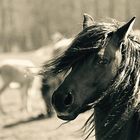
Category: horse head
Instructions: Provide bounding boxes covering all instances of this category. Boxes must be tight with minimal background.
[51,15,136,121]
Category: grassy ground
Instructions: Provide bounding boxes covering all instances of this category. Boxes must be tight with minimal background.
[0,88,95,140]
[0,50,95,140]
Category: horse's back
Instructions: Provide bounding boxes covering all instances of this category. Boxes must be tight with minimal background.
[0,59,35,67]
[0,59,34,84]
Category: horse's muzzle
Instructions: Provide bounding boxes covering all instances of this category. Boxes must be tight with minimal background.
[52,90,74,114]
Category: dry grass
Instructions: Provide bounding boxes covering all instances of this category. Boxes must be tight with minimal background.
[0,88,95,140]
[0,51,95,140]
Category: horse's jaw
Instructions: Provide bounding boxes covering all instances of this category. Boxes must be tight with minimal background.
[56,103,93,121]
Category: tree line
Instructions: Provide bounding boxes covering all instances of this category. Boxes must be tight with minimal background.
[0,0,139,52]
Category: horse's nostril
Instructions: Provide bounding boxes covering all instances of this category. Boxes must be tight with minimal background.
[64,93,73,107]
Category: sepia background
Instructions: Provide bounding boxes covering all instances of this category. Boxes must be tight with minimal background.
[0,0,140,140]
[0,0,139,52]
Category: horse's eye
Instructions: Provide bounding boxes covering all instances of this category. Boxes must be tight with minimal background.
[97,58,109,65]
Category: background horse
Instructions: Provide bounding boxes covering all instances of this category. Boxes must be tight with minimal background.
[40,38,72,117]
[0,36,72,117]
[0,59,36,113]
[41,14,140,140]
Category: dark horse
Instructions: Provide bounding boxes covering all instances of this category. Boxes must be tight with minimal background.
[41,14,140,140]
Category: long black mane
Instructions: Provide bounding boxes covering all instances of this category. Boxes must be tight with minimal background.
[42,22,118,75]
[41,21,140,139]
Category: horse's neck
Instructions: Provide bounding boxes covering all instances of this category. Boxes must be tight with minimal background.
[94,103,140,140]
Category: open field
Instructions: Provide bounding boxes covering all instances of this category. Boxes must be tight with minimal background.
[0,88,95,140]
[0,50,95,140]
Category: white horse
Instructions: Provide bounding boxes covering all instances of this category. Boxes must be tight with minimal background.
[0,59,36,113]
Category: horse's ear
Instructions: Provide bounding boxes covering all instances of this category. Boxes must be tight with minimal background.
[83,13,94,29]
[115,17,136,42]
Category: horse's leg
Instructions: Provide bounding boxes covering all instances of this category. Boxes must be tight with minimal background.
[42,87,53,117]
[41,78,54,117]
[26,86,33,113]
[45,93,53,117]
[0,84,8,114]
[20,84,29,112]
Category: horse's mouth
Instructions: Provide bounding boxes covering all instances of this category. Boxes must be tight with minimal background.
[57,104,92,121]
[57,114,77,121]
[56,109,79,121]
